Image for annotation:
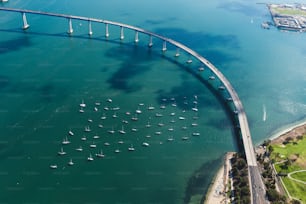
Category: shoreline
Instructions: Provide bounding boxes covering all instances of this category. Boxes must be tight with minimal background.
[204,152,234,204]
[204,119,306,203]
[267,118,306,142]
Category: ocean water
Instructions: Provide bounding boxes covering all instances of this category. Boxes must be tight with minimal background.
[0,0,306,203]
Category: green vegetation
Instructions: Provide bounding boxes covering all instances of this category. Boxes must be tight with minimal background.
[230,153,250,204]
[282,177,306,202]
[269,135,306,203]
[291,171,306,182]
[272,7,306,17]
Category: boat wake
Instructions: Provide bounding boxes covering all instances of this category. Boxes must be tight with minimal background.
[262,104,267,122]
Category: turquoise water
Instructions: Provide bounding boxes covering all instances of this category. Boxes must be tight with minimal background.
[1,0,306,203]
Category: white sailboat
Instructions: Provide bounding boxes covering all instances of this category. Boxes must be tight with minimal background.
[95,149,105,158]
[90,142,97,148]
[128,144,135,151]
[75,146,83,152]
[50,164,58,169]
[167,136,174,142]
[131,114,138,121]
[80,99,86,108]
[58,147,66,155]
[84,126,91,132]
[68,130,74,136]
[119,126,126,134]
[68,158,74,166]
[192,132,200,136]
[87,153,94,161]
[62,137,71,145]
[142,142,150,147]
[108,127,115,134]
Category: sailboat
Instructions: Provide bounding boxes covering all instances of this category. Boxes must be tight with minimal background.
[90,142,97,148]
[128,144,135,151]
[79,107,85,113]
[131,114,138,121]
[68,130,74,136]
[62,137,71,145]
[80,99,86,108]
[84,126,91,132]
[68,158,74,166]
[167,136,174,142]
[108,127,115,134]
[145,121,151,128]
[95,149,105,158]
[58,147,66,155]
[87,153,94,161]
[75,146,83,152]
[142,142,150,147]
[119,126,126,134]
[101,113,107,120]
[49,164,58,169]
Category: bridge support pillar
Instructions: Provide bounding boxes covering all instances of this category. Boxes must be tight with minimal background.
[105,24,109,38]
[21,12,30,30]
[88,20,93,36]
[148,35,153,47]
[162,41,167,52]
[134,31,139,43]
[175,48,180,57]
[67,18,73,34]
[120,26,124,40]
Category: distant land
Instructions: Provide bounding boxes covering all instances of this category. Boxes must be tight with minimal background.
[266,3,306,32]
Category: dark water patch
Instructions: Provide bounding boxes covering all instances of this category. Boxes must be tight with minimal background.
[217,1,262,16]
[38,83,55,102]
[0,75,10,90]
[105,46,154,93]
[144,17,177,26]
[201,49,240,68]
[0,36,31,54]
[184,156,223,204]
[154,27,240,50]
[207,117,232,130]
[106,61,145,92]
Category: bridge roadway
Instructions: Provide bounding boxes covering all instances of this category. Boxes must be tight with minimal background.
[0,7,267,203]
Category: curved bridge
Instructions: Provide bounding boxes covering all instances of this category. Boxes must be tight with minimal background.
[0,7,266,203]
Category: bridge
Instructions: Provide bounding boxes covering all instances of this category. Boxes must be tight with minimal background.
[0,7,266,203]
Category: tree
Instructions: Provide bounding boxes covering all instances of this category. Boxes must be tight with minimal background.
[237,159,247,170]
[268,145,274,153]
[266,189,280,201]
[296,135,303,140]
[291,199,301,204]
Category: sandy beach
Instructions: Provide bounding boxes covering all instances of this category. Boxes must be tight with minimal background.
[204,152,234,204]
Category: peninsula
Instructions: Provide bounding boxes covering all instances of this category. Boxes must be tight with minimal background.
[267,3,306,32]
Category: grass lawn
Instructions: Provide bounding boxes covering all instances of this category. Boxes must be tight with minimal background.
[291,171,306,182]
[282,177,306,203]
[271,136,306,165]
[272,8,306,17]
[270,136,306,202]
